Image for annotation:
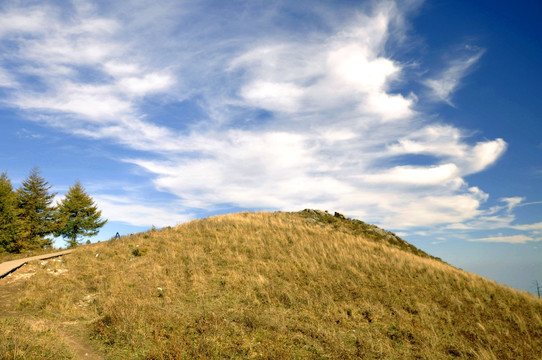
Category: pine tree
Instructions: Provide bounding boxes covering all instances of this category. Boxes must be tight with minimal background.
[16,167,57,251]
[0,172,20,253]
[55,181,107,248]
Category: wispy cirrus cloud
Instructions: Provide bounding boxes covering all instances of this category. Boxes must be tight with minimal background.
[0,0,178,151]
[423,47,485,106]
[437,196,542,243]
[93,194,193,228]
[512,222,542,231]
[469,235,541,244]
[0,0,522,236]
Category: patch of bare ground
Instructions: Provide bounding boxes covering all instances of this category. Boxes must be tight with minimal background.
[0,260,104,360]
[57,323,104,360]
[0,264,35,316]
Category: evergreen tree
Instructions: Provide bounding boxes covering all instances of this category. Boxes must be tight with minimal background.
[0,172,20,253]
[16,167,57,251]
[55,181,107,248]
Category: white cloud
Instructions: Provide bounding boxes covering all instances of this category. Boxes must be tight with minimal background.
[469,235,540,244]
[424,48,485,105]
[512,222,542,231]
[103,61,141,76]
[365,92,414,121]
[14,84,133,120]
[0,2,179,153]
[229,7,415,123]
[519,200,542,207]
[467,138,507,173]
[0,7,50,35]
[387,125,464,157]
[501,197,524,212]
[241,81,304,112]
[0,0,523,236]
[362,163,459,185]
[386,126,507,177]
[127,130,326,210]
[327,44,399,93]
[94,195,192,228]
[118,73,174,96]
[0,68,14,87]
[381,190,487,228]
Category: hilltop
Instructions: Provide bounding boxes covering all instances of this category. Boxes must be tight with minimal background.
[1,210,541,359]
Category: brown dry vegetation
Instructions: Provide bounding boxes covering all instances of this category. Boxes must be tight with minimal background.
[0,317,76,359]
[4,210,542,359]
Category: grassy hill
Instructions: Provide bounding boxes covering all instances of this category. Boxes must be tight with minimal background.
[3,210,542,359]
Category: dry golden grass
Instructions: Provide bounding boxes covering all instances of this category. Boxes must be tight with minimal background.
[9,210,542,359]
[0,317,75,359]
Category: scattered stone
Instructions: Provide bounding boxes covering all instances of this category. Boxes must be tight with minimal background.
[9,272,36,281]
[47,268,68,275]
[78,294,97,307]
[303,209,330,217]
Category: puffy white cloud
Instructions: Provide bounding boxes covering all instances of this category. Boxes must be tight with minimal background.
[327,44,399,93]
[229,6,414,123]
[365,92,414,121]
[386,126,507,176]
[362,163,459,185]
[387,125,465,157]
[466,138,507,173]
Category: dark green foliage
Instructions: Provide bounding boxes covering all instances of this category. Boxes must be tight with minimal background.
[15,167,57,252]
[132,247,148,257]
[55,181,107,248]
[0,172,20,253]
[0,169,106,253]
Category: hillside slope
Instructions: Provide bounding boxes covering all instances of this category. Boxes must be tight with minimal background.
[8,211,542,359]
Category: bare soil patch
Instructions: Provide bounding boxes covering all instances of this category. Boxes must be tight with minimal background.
[0,261,104,360]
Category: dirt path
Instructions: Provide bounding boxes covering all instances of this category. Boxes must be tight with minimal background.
[0,254,105,360]
[57,323,104,360]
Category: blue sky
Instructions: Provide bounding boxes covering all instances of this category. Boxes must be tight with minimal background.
[0,0,540,294]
